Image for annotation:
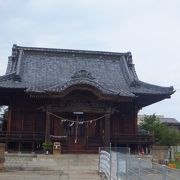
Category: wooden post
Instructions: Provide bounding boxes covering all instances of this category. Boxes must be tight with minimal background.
[104,108,111,147]
[32,142,35,153]
[7,110,12,132]
[22,111,24,132]
[18,142,21,153]
[45,112,50,142]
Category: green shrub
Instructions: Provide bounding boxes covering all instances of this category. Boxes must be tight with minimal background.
[42,141,53,151]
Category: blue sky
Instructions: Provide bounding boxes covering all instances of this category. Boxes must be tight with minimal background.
[0,0,180,120]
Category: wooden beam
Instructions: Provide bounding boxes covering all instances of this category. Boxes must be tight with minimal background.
[47,107,105,114]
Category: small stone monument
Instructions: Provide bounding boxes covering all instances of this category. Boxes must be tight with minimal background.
[53,142,61,155]
[152,146,169,164]
[0,143,5,172]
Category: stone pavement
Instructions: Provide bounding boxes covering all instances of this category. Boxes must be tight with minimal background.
[0,170,102,180]
[1,154,103,180]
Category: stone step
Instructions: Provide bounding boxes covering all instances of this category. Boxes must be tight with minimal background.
[3,153,103,180]
[5,153,100,172]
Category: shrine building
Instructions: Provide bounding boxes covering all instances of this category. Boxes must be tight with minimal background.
[0,45,174,153]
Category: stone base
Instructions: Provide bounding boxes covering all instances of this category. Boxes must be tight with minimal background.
[0,163,5,172]
[53,149,61,155]
[152,145,169,164]
[0,143,5,172]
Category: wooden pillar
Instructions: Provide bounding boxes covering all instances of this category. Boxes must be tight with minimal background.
[7,109,12,132]
[45,112,50,142]
[133,106,138,134]
[32,142,35,152]
[18,142,22,153]
[104,108,111,147]
[6,109,11,152]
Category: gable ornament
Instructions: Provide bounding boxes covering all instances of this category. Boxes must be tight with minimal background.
[71,70,95,80]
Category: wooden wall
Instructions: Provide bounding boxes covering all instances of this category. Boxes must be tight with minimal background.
[7,93,138,139]
[51,115,64,136]
[10,110,45,133]
[110,103,138,136]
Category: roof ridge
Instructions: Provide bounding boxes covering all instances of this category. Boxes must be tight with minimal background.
[119,56,135,85]
[13,44,131,57]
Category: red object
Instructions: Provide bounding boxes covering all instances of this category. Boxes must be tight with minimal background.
[141,148,144,155]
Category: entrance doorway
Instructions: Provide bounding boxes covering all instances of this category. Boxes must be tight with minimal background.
[50,112,103,153]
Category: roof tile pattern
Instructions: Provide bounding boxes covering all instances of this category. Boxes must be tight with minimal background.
[0,45,174,98]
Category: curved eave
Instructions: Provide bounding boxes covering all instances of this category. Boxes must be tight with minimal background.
[135,93,175,108]
[44,78,135,100]
[45,79,119,95]
[130,80,174,95]
[0,85,26,92]
[130,81,175,108]
[134,90,175,97]
[0,86,26,105]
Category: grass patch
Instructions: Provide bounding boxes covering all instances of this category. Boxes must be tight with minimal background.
[175,152,180,156]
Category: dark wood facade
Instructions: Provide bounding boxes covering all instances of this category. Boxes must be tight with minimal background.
[0,89,143,153]
[0,45,174,153]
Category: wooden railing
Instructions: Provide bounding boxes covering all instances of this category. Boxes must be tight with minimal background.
[0,131,154,144]
[0,131,45,141]
[86,134,154,145]
[111,134,154,143]
[87,137,102,144]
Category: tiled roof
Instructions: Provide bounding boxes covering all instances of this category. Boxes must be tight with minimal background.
[0,45,174,99]
[138,115,179,125]
[159,118,179,124]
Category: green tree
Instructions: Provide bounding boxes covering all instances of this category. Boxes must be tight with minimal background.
[159,127,180,146]
[139,114,180,146]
